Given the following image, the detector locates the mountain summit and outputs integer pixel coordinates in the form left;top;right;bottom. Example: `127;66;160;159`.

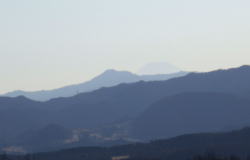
138;62;181;75
3;70;186;101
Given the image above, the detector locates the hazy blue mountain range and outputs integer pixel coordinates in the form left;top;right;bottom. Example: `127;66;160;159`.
3;70;187;101
1;65;250;153
131;92;250;140
9;127;250;160
38;65;250;130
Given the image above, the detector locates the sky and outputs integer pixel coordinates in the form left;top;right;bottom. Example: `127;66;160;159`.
0;0;250;94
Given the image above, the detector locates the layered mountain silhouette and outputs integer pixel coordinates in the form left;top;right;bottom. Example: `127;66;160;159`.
1;65;250;153
131;92;250;140
10;127;250;160
3;70;187;101
39;65;250;130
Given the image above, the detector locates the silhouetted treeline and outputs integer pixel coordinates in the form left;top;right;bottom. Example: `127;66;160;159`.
0;153;35;160
190;154;249;160
125;154;250;160
3;152;250;160
3;127;250;160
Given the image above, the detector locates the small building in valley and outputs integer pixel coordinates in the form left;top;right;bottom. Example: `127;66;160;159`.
112;155;130;160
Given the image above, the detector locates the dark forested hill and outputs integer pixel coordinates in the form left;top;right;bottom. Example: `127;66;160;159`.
131;92;250;140
8;127;250;160
0;96;47;143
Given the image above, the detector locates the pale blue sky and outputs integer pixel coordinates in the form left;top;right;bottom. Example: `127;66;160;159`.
0;0;250;93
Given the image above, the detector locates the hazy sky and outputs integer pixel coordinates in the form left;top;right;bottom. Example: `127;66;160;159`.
0;0;250;94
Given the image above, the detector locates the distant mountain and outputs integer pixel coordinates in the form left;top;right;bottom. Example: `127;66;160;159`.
1;65;250;152
131;92;250;140
40;65;250;130
1;66;250;130
138;62;181;75
11;127;250;160
3;70;187;101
